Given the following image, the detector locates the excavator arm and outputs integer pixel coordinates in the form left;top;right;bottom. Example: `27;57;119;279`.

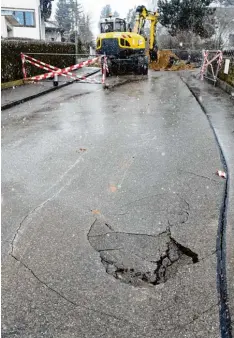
133;5;159;61
133;5;148;36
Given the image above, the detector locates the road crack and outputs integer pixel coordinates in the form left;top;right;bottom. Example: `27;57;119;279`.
10;153;87;255
180;169;221;183
10;184;67;255
8;253;175;335
88;220;199;287
175;303;219;331
10;253;128;323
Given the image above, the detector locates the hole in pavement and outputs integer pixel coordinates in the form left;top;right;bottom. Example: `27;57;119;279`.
88;220;199;287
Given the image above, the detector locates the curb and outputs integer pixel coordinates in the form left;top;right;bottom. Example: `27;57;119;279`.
1;69;100;111
190;71;234;98
212;77;234;97
205;77;234;98
1;79;24;90
181;75;233;338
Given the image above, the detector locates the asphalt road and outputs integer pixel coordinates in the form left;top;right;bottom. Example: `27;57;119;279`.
1;71;231;337
182;72;234;337
1;67;100;109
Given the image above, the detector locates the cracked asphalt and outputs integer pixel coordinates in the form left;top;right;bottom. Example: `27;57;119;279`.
1;71;232;337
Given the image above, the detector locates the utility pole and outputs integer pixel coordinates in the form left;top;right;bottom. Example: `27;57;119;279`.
73;0;83;63
75;0;79;63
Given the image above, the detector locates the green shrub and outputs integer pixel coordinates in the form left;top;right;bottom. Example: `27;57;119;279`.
1;40;85;83
218;57;234;87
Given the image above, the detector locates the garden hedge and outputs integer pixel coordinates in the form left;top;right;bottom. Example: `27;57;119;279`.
1;39;86;83
218;56;234;87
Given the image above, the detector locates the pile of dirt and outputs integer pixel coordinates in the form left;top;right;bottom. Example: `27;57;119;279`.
170;62;194;71
150;50;194;71
87;61;101;68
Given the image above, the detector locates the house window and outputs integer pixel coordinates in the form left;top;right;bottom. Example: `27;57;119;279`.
25;12;34;26
13;11;35;27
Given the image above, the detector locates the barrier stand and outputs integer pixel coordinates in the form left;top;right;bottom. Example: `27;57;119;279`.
101;55;109;89
21;53;102;84
53;74;58;87
200;50;223;84
20;52;27;79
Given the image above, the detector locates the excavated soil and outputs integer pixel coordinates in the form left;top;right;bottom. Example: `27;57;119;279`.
90;50;194;72
150;50;194;71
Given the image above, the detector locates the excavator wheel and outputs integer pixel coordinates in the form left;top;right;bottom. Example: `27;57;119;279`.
143;56;149;75
143;63;148;75
135;56;148;75
139;56;148;75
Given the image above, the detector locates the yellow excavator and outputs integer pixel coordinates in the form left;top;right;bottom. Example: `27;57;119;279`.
96;5;159;75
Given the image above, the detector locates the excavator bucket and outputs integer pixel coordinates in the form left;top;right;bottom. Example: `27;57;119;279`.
149;49;158;62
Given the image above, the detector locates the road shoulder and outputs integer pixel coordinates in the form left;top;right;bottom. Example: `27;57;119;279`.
181;70;234;335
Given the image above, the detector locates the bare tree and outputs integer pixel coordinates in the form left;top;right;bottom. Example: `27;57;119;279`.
79;14;94;47
211;7;234;48
126;7;136;30
211;0;234;6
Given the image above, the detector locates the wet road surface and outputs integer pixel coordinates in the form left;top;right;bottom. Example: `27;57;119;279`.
1;71;230;337
1;67;100;109
182;72;234;336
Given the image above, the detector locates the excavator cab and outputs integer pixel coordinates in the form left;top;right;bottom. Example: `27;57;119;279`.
99;17;127;33
96;11;149;75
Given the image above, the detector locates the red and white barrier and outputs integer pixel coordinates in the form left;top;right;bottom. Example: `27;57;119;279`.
21;53;27;79
200;50;223;82
102;56;109;85
21;53;103;84
25;55;101;84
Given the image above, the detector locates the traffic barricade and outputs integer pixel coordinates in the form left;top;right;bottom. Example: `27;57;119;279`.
20;53;109;88
200;50;223;84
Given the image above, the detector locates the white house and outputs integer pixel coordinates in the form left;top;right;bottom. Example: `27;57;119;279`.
1;0;45;39
45;21;62;42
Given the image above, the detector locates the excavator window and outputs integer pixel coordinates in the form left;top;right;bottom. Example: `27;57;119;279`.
115;19;126;32
100;22;114;33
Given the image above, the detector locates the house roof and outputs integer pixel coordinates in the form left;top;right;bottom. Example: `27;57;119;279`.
45;21;63;32
1;10;20;26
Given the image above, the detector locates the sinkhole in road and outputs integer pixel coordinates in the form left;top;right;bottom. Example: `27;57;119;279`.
88;220;199;287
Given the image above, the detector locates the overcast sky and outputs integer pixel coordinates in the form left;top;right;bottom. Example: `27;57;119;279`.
52;0;149;36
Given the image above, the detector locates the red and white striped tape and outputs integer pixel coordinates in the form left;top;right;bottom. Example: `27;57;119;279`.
21;53;27;79
21;53;102;84
200;50;209;80
102;56;109;86
24;54;101;83
200;50;223;81
25;58;101;84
